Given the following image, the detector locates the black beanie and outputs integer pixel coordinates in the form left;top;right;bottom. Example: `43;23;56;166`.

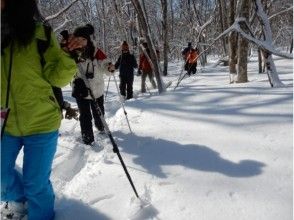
73;24;94;40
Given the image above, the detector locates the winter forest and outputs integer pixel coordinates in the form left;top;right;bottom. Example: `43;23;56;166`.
16;0;294;219
38;0;293;89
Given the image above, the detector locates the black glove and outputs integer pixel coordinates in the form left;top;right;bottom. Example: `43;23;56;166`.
137;69;142;76
65;107;79;120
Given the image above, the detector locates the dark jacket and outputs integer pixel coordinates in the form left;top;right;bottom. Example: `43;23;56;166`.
115;52;138;78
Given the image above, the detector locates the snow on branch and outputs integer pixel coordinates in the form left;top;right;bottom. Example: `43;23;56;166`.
269;6;293;20
196;15;214;42
197;17;292;60
44;0;80;21
233;19;292;59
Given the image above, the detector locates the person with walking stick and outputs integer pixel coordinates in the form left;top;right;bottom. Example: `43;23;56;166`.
1;0;86;219
69;24;114;145
114;41;138;100
185;47;199;76
138;42;157;93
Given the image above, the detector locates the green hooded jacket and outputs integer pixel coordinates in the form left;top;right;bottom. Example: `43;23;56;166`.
1;23;77;136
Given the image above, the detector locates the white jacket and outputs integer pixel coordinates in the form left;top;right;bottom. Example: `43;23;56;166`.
75;57;111;100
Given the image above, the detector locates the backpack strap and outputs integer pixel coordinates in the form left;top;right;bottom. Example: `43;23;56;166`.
37;24;51;67
37;25;64;110
5;41;14;108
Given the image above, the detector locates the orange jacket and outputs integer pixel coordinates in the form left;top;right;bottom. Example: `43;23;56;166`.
187;50;198;64
139;49;160;72
139;53;152;71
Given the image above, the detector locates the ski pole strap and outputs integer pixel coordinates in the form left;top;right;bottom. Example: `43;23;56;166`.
5;42;14;108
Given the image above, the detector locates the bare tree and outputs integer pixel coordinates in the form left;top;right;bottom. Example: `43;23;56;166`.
228;0;238;83
236;0;251;83
131;0;165;93
161;0;169;76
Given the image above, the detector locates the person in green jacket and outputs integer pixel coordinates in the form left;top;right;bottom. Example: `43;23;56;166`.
1;0;87;219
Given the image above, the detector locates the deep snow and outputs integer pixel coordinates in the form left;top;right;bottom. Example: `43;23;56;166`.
17;55;293;220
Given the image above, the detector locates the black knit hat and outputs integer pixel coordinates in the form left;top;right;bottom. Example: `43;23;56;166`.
73;24;94;40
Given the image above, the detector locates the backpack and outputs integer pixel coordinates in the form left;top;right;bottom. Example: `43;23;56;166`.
37;24;64;110
187;49;198;64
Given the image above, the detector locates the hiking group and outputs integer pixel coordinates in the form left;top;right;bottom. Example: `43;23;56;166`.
0;0;199;219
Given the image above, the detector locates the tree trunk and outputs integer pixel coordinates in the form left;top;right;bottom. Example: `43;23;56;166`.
218;0;227;55
170;0;174;40
290;37;293;54
236;0;250;83
254;0;284;87
258;49;263;73
131;0;164;93
101;0;106;52
161;0;169;76
228;0;237;83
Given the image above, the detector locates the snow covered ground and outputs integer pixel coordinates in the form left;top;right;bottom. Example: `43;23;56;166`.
19;55;294;219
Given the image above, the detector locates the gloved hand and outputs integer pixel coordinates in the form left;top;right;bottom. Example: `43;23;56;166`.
137;69;142;76
107;63;115;73
65;107;79;120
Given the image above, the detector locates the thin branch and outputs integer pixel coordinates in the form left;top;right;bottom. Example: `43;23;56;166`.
269;6;293;20
44;0;80;21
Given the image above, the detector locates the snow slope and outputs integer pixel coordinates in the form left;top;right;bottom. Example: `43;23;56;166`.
19;55;294;220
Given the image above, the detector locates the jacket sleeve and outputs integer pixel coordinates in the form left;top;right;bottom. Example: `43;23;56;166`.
114;56;121;69
139;54;144;70
94;48;112;75
132;55;138;69
42;30;77;87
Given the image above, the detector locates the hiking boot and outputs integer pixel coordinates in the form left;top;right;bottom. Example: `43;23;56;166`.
1;201;27;220
82;134;94;145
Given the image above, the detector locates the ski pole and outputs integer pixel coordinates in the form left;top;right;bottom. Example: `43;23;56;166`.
174;70;190;90
112;74;133;133
88;88;139;198
174;59;196;90
104;76;111;101
173;60;186;90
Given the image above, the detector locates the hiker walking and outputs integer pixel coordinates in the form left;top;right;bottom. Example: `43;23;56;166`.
185;47;199;75
70;24;114;145
1;0;86;219
181;42;193;61
138;42;157;93
114;41;138;100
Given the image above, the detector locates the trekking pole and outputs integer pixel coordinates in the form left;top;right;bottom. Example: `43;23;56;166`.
112;74;133;133
174;72;189;90
88;88;139;198
174;55;198;90
104;76;111;101
174;61;188;90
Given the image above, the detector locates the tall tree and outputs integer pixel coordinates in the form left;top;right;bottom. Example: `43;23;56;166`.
228;0;238;83
131;0;165;93
161;0;169;76
236;0;251;83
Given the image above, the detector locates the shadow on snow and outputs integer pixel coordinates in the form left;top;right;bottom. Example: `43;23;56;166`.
113;131;266;179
